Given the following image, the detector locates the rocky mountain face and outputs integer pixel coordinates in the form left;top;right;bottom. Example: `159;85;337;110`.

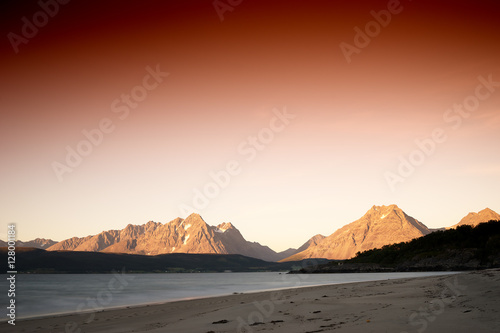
450;208;500;228
282;204;431;261
46;214;294;262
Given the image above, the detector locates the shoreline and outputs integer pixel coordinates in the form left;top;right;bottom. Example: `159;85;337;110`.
3;271;458;321
3;269;499;332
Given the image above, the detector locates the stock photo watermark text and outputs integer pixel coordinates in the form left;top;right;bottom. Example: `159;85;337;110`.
5;224;17;325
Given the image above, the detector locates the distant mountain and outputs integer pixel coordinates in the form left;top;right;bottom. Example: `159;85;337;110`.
282;204;430;261
274;234;326;261
47;214;293;262
450;208;500;228
0;238;57;249
296;234;326;253
18;238;58;249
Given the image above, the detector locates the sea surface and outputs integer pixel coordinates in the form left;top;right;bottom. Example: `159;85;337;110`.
1;271;457;319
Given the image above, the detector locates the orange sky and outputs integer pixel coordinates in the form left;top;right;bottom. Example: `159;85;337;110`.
1;0;499;251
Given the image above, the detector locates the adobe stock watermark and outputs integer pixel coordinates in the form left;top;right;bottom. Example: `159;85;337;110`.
52;64;169;182
213;0;243;22
237;259;319;333
64;267;135;333
401;275;467;333
178;107;295;216
7;0;71;54
385;74;500;192
339;0;405;64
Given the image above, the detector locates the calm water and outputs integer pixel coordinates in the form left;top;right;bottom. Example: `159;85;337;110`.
1;271;457;319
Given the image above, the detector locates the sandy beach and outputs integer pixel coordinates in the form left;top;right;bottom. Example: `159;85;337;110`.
5;269;500;333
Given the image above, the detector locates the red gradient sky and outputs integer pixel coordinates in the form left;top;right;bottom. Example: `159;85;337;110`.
1;0;499;251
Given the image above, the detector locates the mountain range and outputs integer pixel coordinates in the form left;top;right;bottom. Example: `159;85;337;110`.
0;238;56;249
44;214;299;262
4;205;499;262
